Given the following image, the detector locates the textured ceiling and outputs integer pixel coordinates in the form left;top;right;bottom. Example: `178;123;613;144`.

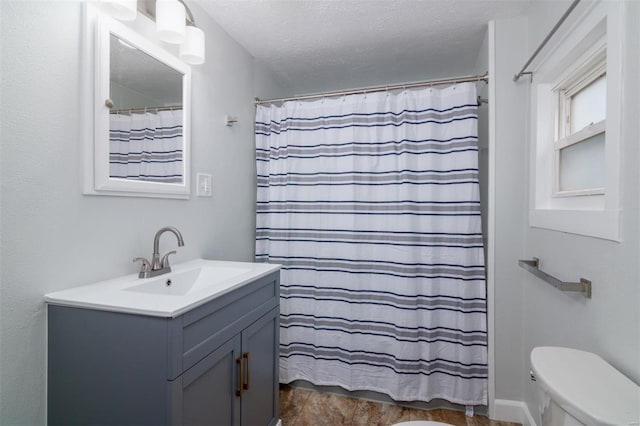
198;0;532;94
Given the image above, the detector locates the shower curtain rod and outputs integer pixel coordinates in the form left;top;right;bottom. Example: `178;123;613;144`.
254;72;488;105
109;105;182;115
513;0;581;82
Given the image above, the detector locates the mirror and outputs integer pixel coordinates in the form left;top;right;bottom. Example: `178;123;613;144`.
91;15;191;198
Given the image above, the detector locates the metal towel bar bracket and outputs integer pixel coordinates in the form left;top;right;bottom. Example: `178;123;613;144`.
518;257;592;298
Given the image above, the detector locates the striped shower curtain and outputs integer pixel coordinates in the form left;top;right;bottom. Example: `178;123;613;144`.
255;83;487;405
109;110;183;183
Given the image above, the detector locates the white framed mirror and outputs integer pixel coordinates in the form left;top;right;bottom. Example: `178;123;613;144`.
90;14;191;199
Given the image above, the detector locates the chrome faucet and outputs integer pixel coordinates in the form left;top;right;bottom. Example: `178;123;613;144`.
133;226;185;278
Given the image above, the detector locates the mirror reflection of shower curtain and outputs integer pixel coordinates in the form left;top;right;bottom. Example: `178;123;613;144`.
109;110;183;183
255;82;487;405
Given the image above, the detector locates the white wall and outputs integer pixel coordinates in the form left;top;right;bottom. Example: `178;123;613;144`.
0;2;287;424
254;59;293;101
490;16;529;407
286;52;479;97
520;0;640;420
490;5;640;422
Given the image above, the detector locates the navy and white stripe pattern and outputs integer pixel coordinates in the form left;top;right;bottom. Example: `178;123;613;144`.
109;110;183;183
255;83;487;405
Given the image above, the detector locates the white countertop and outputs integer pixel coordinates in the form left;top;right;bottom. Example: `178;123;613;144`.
44;259;281;318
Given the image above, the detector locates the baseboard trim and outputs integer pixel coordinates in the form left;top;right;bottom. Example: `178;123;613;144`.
493;399;537;426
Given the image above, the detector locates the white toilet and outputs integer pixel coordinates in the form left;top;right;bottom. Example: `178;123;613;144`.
531;346;640;425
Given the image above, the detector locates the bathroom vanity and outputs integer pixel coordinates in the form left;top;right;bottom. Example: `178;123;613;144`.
46;259;280;426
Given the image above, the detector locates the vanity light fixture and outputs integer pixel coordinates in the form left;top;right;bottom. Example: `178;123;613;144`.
158;0;206;64
100;0;206;65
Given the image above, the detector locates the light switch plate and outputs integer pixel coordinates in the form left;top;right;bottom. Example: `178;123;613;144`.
196;173;212;197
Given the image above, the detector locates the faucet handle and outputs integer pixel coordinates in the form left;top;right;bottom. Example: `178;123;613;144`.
133;257;151;272
160;251;176;269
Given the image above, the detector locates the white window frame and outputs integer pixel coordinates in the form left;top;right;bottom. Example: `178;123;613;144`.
552;48;606;198
528;1;622;242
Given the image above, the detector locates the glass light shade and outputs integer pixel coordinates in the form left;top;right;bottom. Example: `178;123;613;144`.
156;0;186;44
180;26;205;65
99;0;137;21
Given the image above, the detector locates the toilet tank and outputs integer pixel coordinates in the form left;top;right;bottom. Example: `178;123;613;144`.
530;346;640;426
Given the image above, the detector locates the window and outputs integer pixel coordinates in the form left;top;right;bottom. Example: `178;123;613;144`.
528;3;622;241
553;51;606;196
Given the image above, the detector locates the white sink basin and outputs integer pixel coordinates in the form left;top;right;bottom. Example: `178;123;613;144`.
125;265;251;296
45;259;280;317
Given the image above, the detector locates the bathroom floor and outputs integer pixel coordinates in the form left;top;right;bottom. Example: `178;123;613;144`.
279;385;521;426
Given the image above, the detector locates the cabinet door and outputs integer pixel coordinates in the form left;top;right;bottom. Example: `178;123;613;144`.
173;334;242;426
240;307;280;426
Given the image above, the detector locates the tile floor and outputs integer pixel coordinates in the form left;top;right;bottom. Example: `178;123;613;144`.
279;385;521;426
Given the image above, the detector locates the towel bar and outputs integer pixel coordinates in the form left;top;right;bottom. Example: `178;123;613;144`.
518;257;591;298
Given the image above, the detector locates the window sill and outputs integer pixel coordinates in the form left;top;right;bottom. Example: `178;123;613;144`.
552;187;604;198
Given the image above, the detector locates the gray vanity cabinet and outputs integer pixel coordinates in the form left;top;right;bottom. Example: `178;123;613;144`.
171;307;280;426
177;335;242;426
48;271;280;426
240;308;280;426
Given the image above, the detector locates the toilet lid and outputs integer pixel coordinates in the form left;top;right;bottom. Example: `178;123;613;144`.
392;422;452;426
531;347;640;425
